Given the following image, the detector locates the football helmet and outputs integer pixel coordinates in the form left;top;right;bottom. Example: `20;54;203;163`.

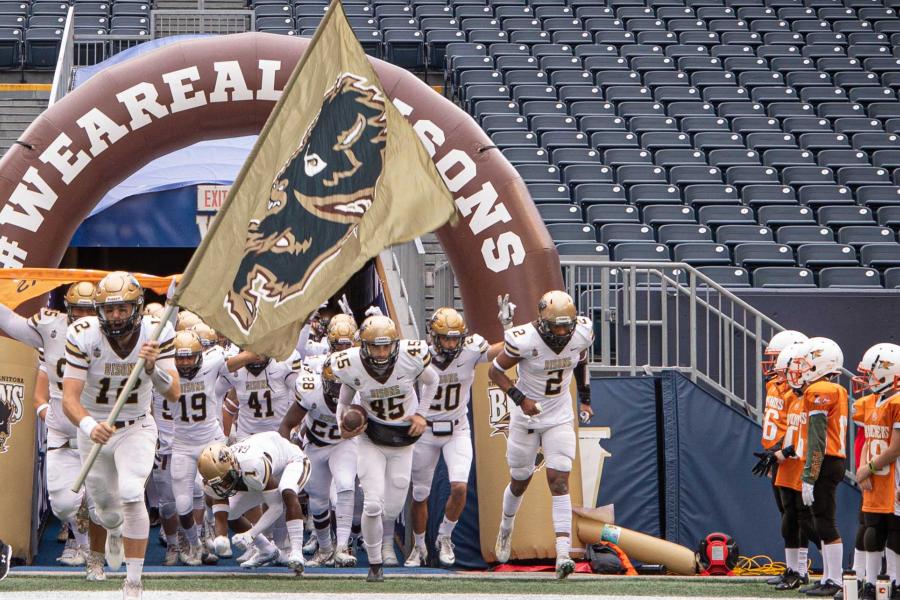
775;343;809;390
359;315;399;375
64;281;96;324
176;310;202;332
321;357;341;398
762;330;808;377
192;323;218;349
327;314;358;352
198;443;240;498
143;302;164;318
174;330;203;380
536;290;577;351
94;271;144;338
852;343;900;396
428;307;467;361
788;337;843;387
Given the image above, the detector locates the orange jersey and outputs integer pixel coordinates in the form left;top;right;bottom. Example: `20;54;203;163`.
762;378;790;450
854;394;900;514
803;380;849;459
775;388;806;492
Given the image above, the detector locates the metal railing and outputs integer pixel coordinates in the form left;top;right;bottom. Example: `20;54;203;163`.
48;7;75;106
388;238;426;339
150;9;254;37
74;35;151;67
432;260;460;314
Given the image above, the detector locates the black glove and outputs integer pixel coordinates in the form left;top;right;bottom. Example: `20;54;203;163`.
781;445;796;459
752;451;776;478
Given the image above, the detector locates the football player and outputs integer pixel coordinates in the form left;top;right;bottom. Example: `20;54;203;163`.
488;290;593;580
62;272;179;600
788;337;847;597
0;282;102;576
332;315;439;582
279;359;359;567
757;330;808;586
198;431;311;573
406;308;500;568
222;350;302;442
853;344;900;598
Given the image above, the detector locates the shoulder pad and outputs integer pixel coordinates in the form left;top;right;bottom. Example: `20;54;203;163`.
503;325;532;358
465;333;489;354
30;308;62;329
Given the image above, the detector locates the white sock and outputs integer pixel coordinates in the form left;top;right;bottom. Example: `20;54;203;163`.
855;548;867;579
183;524;199;546
124;558;143;585
500;485;523;534
382;516;395;548
335;490;354;548
438;517;457;538
786;548;798;572
361;513;383;564
314;524;333;552
414;531;426;549
551;494;572;537
286;519;305;554
823;541;844;585
887;548;898;584
866;551;882;585
254;534;277;555
798;548;809;577
555;535;570;558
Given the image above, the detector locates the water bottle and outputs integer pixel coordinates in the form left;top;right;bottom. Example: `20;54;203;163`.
842;570;858;600
876;575;890;600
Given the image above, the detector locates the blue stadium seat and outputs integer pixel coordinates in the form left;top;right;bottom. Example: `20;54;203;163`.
384;29;426;69
885;267;900;289
546;222;596;242
25;27;61;68
586;204;640;226
672;242;732;266
818;267;883;288
838;225;896;247
555;241;610;257
697;266;752;288
0;26;20;68
642;205;696;226
612;242;671;261
599;223;655;245
753;267;817;288
734;243;797;268
860;244;900;269
797;244;860;269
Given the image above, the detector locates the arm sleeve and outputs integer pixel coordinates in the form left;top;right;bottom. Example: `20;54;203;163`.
802;413;827;483
415;365;440;417
295;323;312;357
247;489;285;537
573;355;591;404
0;304;43;348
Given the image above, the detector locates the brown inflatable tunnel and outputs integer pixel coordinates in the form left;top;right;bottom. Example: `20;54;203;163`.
0;32;562;336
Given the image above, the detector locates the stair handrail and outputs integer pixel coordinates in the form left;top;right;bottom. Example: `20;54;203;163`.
49;6;76;106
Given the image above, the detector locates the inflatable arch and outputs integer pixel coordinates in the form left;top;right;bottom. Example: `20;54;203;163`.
0;32;562;339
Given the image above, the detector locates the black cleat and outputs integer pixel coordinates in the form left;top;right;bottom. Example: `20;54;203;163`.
860;583;876;600
805;580;842;597
367;563;384;582
0;541;11;581
801;580;824;595
891;582;900;600
776;569;809;590
767;571;787;585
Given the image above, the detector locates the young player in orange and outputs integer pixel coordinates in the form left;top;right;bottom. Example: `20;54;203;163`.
853;343;900;599
771;344;816;590
789;337;847;597
758;331;809;586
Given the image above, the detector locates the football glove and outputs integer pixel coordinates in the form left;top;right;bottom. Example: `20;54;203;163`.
751;450;776;477
802;481;815;507
497;293;517;330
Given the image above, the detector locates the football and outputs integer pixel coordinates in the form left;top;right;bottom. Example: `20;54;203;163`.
341;405;367;432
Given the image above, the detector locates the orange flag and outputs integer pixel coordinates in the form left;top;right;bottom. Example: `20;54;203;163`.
0;268;179;310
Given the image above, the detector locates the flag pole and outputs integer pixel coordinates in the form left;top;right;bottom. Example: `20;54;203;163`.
70;302;177;493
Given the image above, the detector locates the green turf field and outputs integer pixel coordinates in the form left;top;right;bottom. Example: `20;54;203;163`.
1;575;793;597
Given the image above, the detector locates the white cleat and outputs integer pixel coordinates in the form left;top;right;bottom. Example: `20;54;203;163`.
494;528;512;564
85;551;106;582
162;540;180;567
287;549;305;574
179;543;203;567
58;539;86;566
436;535;456;568
213;535;232;558
201;548;219;565
240;547;279;569
105;529;125;571
404;545;427;567
122;580;143;599
303;535;318;555
334;544;357;567
555;555;576;580
307;546;335;567
382;542;399;567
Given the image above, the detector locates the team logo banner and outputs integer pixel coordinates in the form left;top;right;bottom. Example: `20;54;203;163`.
174;0;456;359
0;375;24;453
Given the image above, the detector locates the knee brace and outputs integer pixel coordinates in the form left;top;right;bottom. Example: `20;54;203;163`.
363;497;383;518
121;500;150;540
95;505;124;531
510;465;535;481
813;513;839;544
864;513;889;552
412;483;431;503
49;488;83;523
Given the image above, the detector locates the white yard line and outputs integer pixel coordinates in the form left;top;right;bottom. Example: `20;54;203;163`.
5;594;773;600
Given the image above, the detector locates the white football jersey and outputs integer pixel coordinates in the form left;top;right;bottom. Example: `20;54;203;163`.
295;367;342;445
153;389;175;454
171;350;229;447
303;353;328;374
231;431;307;492
422;334;489;423
28;308;72;436
331;339;430;425
503;317;594;429
226;352;302;438
65;315;176;422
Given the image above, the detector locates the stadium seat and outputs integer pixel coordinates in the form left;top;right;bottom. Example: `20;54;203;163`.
776;225;835;246
642;205;697;226
612;242;672;261
555;241;610;257
657;224;713;245
878;206;900;227
818;267;883;288
733;243;797;268
546;222;596;242
838;225;897;247
797;244;860;269
817;206;876;227
716;225;774;246
586;204;640;226
384;30;426;69
24;27;61;68
884;267;900;289
697;266;752;288
598;223;655;245
753;267;817;288
672;242;733;266
860;244;900;269
0;27;21;68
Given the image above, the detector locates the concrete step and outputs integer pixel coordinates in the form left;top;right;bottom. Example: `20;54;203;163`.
0;116;42;126
0;90;50;100
0;100;49;108
0;107;46;115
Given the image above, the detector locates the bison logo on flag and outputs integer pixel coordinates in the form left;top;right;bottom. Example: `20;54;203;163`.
226;73;387;333
0;380;25;453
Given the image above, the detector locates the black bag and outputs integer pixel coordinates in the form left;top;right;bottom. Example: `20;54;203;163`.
586;543;626;574
365;420;418;447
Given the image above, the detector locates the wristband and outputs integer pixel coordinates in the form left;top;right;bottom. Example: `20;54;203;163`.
36;403;49;417
869;461;877;474
507;386;526;407
79;416;99;437
150;365;173;393
578;388;591;404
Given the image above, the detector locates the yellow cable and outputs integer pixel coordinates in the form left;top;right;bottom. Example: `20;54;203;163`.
732;554;788;576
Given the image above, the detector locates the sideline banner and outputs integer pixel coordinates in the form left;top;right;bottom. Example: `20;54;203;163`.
0;337;39;560
472;362;584;561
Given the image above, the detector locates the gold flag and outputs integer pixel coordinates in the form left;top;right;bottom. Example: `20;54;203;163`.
173;0;456;360
0;268;177;310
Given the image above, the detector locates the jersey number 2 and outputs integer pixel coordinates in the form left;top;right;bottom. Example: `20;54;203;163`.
545;369;563;395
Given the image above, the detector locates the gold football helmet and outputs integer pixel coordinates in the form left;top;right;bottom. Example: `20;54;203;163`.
198;443;240;498
321;356;341;397
327;313;358;352
64;281;96;324
94;271;144;338
174;330;204;379
359;315;400;374
429;307;467;361
192;323;218;348
176;310;202;332
536;290;577;350
143;302;164;318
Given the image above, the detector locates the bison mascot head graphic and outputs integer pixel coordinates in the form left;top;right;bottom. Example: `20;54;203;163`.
226;73;387;332
0;381;24;453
